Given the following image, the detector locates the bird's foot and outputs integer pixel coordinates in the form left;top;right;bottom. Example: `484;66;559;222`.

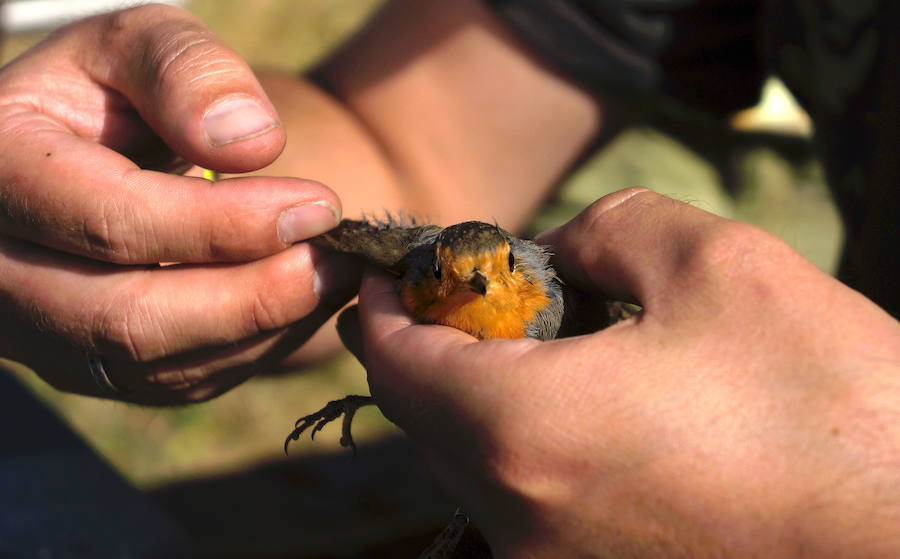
284;394;374;456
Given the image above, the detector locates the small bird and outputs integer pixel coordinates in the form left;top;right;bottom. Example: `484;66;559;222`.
284;217;629;453
283;216;632;558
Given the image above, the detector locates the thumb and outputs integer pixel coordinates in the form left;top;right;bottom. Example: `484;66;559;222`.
536;188;762;309
356;270;541;441
66;4;283;172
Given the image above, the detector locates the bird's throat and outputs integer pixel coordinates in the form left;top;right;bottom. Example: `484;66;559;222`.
400;276;552;340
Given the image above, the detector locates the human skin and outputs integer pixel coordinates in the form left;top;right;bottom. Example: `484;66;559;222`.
0;0;602;400
356;189;900;558
0;6;356;402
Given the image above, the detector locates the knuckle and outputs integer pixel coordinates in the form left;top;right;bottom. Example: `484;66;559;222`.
90;287;166;362
577;197;618;236
246;288;292;332
679;221;775;276
102;2;195;36
151;31;229;93
101;4;235;93
671;221;796;305
140;22;239;96
100;3;195;53
0;106;37;150
79;211;120;261
207;207;249;259
580;188;656;233
79;199;145;263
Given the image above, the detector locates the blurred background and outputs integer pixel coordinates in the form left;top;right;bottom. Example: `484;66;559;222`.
0;0;843;557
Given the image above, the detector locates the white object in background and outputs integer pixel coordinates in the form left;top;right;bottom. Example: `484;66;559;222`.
2;0;185;32
731;76;813;138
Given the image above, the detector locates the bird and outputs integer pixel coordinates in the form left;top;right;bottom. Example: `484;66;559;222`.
282;216;633;558
284;216;631;454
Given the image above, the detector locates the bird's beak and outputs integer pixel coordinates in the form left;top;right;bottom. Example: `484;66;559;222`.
468;270;488;297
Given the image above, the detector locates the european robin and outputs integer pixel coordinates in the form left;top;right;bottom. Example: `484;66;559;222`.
284;217;631;453
283;217;633;558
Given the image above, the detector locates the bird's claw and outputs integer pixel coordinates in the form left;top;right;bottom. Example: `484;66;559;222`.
284;395;374;456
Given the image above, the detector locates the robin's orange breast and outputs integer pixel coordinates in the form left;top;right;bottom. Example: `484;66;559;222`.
400;244;554;340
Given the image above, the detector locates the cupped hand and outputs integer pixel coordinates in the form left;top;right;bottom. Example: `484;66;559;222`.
0;4;360;403
357;188;900;557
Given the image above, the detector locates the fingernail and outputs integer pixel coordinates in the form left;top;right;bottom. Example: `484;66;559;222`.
277;201;340;244
313;254;363;306
204;96;278;146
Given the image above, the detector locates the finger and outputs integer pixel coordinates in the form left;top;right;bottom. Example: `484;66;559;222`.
0;136;342;262
335;304;366;367
356;271;537;432
356;270;469;427
120;297;351;404
0;6;340;264
6;299;346;405
1;238;363;365
61;4;283;171
535;188;787;308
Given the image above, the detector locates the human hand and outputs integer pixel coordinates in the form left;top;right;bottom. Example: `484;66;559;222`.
357;189;900;557
0;5;361;404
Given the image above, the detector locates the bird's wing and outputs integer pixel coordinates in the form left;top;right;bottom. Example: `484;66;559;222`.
311;218;441;275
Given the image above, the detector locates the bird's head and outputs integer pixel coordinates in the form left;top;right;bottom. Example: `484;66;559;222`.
400;221;554;339
431;221;513;299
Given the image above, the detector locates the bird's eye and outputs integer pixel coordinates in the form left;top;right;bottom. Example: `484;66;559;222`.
508;250;515;273
433;259;442;280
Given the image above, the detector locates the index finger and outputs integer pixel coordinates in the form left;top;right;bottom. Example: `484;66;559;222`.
0;131;341;263
357;270;538;432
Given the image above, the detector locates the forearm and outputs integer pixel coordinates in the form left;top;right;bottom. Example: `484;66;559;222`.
257;0;604;231
252;72;409;222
